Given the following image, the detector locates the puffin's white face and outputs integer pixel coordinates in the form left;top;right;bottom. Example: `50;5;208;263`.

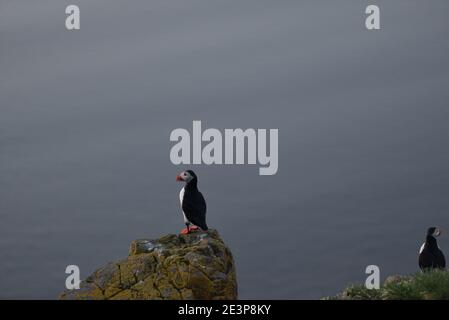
433;228;442;237
176;171;194;183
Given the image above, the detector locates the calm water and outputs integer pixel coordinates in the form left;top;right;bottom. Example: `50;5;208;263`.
1;0;449;299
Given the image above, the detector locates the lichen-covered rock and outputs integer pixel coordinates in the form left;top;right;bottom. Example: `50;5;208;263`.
60;229;237;300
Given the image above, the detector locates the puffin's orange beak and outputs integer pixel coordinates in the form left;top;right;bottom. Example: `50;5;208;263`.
176;175;183;181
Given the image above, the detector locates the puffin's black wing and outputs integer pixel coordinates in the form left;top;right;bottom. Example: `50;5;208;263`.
419;251;433;270
435;249;446;269
419;249;446;270
182;189;208;230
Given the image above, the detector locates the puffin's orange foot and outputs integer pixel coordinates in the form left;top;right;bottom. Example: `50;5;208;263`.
190;225;199;231
180;228;190;234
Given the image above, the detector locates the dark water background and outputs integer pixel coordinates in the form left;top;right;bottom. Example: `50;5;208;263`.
1;0;449;299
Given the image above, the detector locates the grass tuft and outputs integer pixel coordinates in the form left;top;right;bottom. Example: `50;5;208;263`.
331;269;449;300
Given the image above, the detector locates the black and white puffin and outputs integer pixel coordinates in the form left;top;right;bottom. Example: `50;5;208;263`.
419;227;446;271
176;170;208;234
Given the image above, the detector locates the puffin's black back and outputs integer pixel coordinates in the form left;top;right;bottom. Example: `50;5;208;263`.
182;176;208;230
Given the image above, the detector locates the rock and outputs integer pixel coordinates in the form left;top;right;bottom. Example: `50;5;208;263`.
59;229;237;300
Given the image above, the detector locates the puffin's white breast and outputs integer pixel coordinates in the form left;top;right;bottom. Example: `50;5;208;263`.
179;187;185;205
179;187;188;223
419;243;425;254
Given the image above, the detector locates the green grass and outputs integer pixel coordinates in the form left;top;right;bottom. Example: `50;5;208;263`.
331;269;449;300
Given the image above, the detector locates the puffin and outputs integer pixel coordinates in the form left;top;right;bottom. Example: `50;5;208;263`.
419;227;446;271
176;170;208;234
